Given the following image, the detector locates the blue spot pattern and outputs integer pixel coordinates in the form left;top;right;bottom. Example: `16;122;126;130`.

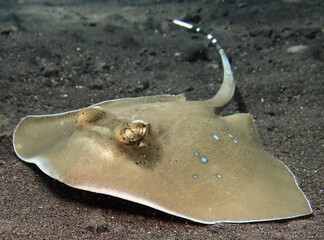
228;133;239;143
213;134;220;140
191;122;245;180
200;156;208;164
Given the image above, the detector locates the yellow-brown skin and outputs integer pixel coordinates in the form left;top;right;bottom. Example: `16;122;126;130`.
13;95;312;223
75;107;106;128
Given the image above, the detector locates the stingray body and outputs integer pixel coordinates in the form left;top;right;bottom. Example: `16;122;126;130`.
13;20;312;224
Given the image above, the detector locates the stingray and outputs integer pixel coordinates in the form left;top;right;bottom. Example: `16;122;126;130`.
13;19;312;224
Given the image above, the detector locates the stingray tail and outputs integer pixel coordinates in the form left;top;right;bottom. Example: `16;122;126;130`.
171;19;235;113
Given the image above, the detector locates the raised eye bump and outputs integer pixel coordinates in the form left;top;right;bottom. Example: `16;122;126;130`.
75;107;106;128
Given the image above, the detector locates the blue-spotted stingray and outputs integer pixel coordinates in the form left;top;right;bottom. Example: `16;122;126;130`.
13;20;312;224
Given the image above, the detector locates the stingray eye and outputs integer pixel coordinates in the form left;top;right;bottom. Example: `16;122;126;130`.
116;120;149;146
75;107;105;128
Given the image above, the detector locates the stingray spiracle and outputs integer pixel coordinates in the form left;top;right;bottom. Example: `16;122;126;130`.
116;120;149;146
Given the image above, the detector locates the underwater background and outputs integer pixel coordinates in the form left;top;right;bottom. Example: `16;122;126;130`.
0;0;323;239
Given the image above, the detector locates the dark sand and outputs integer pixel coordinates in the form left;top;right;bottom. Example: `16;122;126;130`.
0;0;323;239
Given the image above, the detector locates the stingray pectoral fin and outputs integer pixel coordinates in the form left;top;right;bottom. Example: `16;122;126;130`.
222;113;263;147
13;111;76;162
219;113;313;220
151;112;312;223
12;111;77;180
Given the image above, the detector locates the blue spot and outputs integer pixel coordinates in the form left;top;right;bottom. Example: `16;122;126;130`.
213;134;220;140
201;156;208;164
209;121;213;124
193;174;198;179
194;152;200;156
233;139;238;143
228;133;234;138
216;173;223;179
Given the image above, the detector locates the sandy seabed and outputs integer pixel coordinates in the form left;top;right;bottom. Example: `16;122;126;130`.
0;0;323;239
